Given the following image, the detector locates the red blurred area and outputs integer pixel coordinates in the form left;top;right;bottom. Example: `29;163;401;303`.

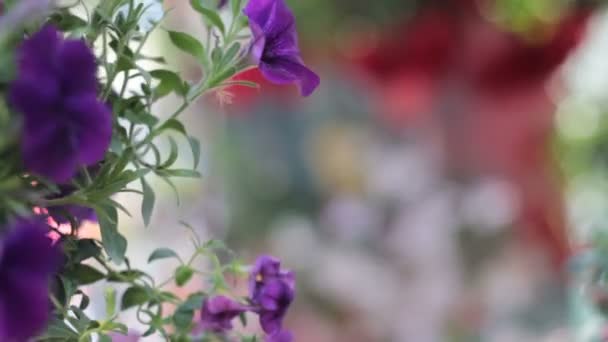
346;5;591;265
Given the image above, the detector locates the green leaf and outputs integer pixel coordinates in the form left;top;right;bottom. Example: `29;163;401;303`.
159;136;179;169
190;0;226;34
97;206;127;265
68;264;105;285
175;265;194;287
121;286;150;310
148;247;180;263
78;290;90;310
158;169;201;178
168;30;206;62
188;136;201;169
150;69;187;98
141;177;155;226
74;239;102;263
98;334;112;342
220;42;241;67
105;287;117;317
107;270;146;282
158;118;187;136
208;66;237;88
231;0;244;18
239;311;248;327
180;293;206;310
37;317;79;339
172;307;194;331
49;10;88;31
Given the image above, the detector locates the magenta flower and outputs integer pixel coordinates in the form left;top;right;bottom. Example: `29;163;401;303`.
0;219;62;341
249;255;295;334
244;0;320;96
200;295;248;332
9;25;111;183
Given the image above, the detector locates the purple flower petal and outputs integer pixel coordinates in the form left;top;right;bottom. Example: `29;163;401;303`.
259;56;320;96
249;255;295;335
0;220;62;340
200;295;247;333
244;0;319;96
267;330;294;342
9;25;111;182
58;39;99;94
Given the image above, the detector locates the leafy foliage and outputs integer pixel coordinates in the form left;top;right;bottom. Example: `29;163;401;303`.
0;0;261;340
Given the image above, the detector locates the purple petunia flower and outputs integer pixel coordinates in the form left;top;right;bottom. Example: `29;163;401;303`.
0;219;62;341
9;25;111;183
200;295;248;333
249;255;295;334
244;0;320;96
218;0;228;8
266;330;293;342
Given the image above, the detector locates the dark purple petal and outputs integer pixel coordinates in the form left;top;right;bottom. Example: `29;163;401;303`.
248;255;295;335
266;330;293;342
0;220;62;340
259;57;319;96
17;25;60;74
9;25;111;182
218;0;228;9
200;296;247;333
65;95;112;165
9;73;60;115
244;0;294;38
21;125;79;182
244;0;319;96
58;39;98;94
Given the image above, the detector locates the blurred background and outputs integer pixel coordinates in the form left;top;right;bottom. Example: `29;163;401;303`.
84;0;608;341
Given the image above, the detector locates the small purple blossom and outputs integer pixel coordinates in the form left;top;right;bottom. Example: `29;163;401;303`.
0;219;62;341
200;295;248;332
249;255;295;334
218;0;228;9
267;330;293;342
244;0;320;96
9;25;111;183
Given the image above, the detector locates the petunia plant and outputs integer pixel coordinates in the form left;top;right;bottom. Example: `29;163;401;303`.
0;0;317;341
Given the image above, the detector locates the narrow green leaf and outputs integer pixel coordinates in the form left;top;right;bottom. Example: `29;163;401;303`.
141;177;155;227
168;30;206;62
148;247;180;263
158;118;187;136
150;69;187;98
190;0;226;34
159;169;201;178
188;136;201;169
220;42;241;67
97;206;127;265
105;287;117;317
69;264;105;285
160;136;179;169
231;0;244;18
107;270;146;283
